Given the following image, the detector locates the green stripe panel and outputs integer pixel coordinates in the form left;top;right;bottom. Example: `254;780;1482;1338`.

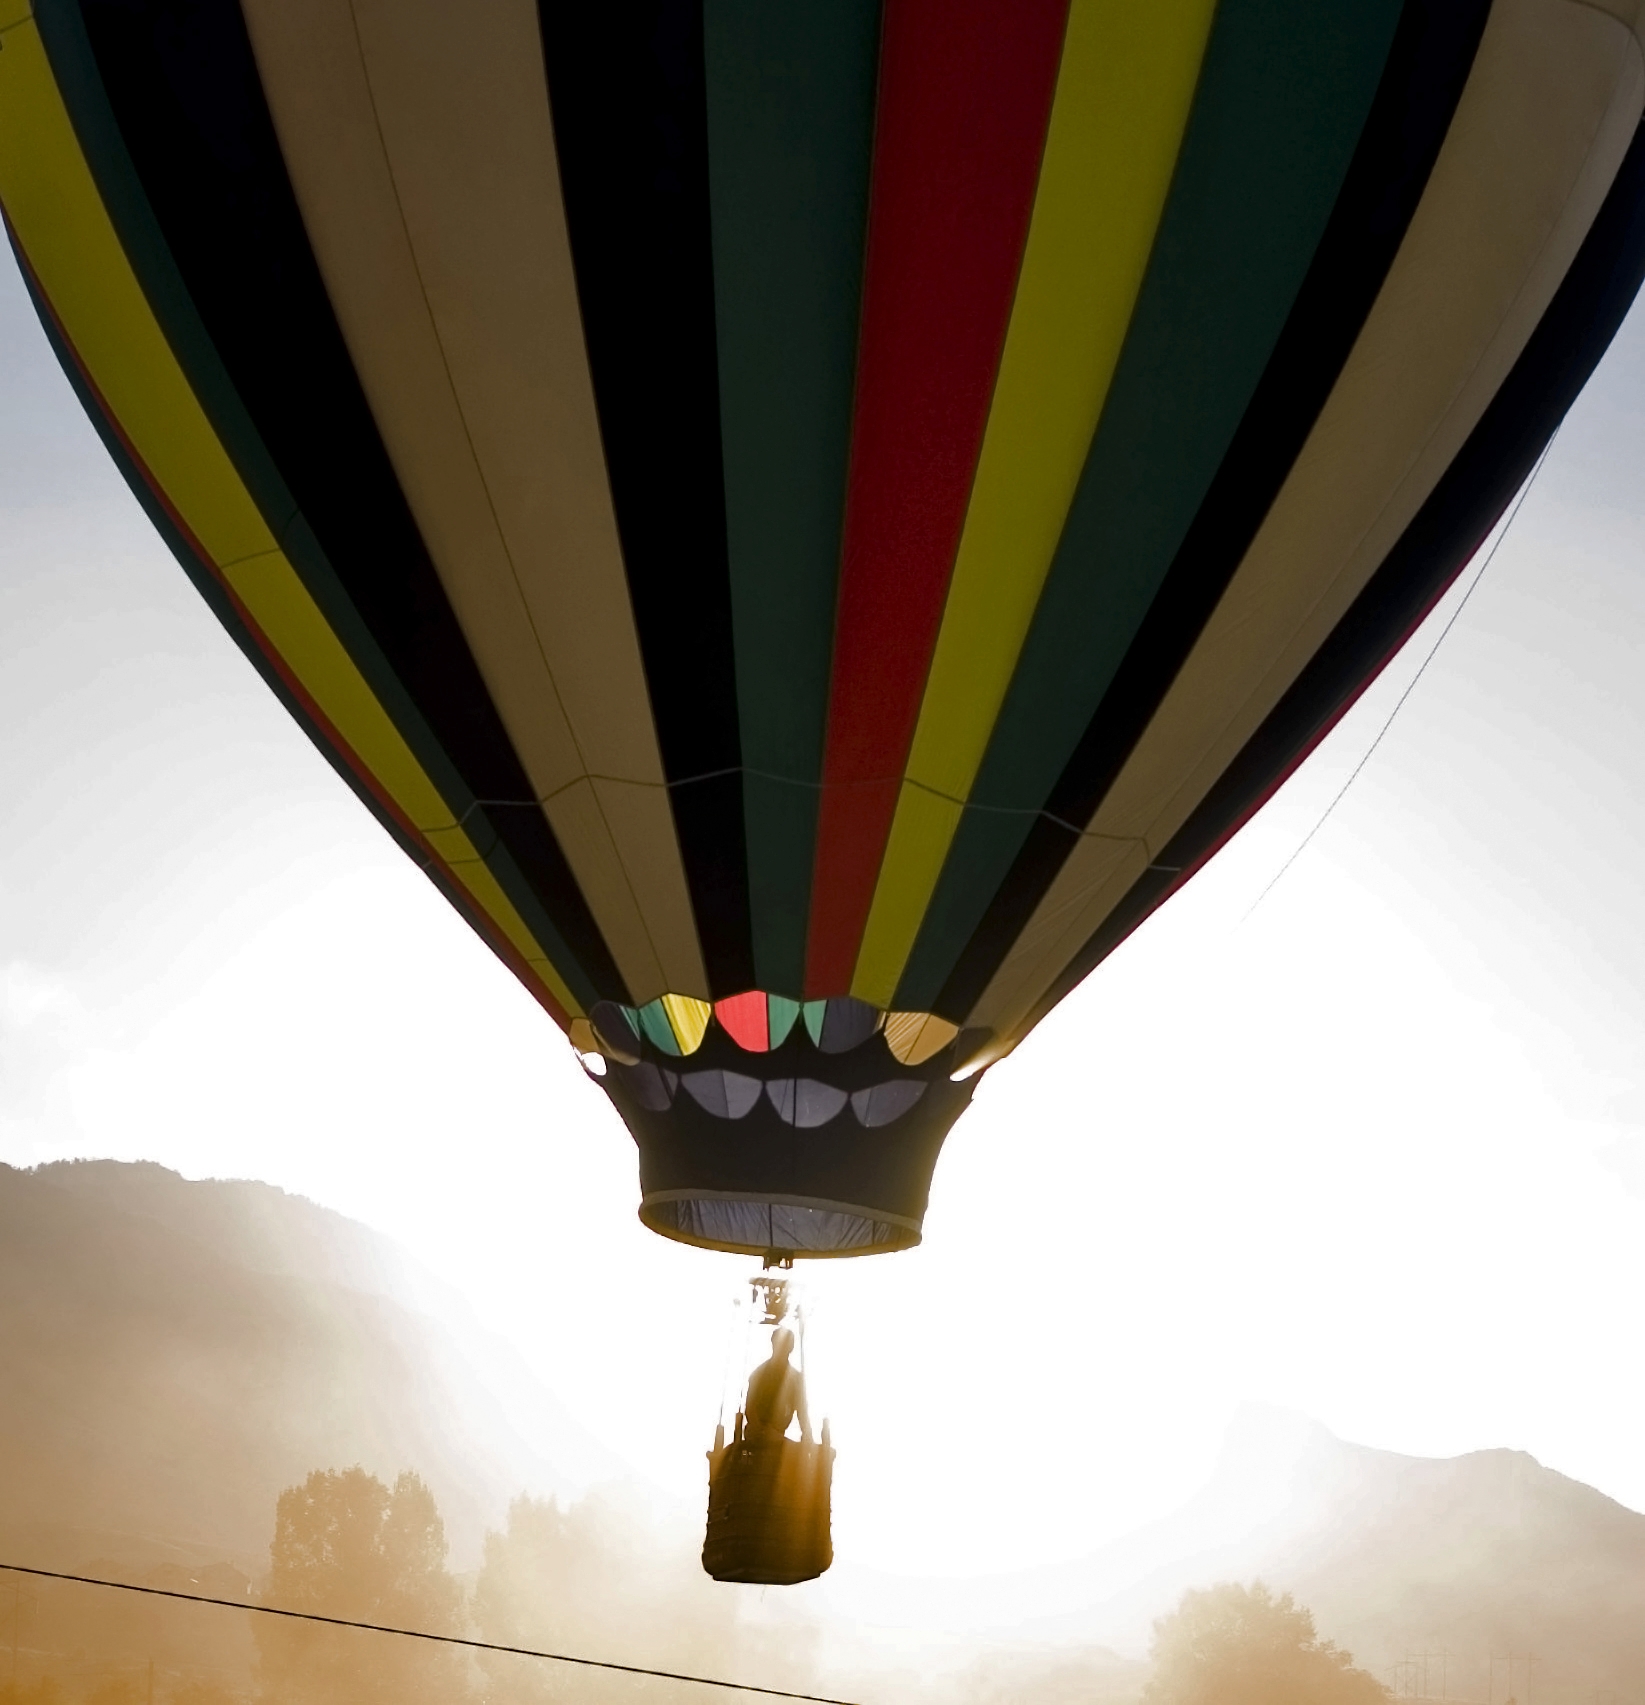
894;0;1401;1012
704;0;882;997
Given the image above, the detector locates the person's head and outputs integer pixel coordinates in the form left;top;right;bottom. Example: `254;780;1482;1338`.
771;1327;795;1362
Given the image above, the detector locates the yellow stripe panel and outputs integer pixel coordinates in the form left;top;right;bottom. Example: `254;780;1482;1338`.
660;993;713;1054
851;785;962;1007
0;18;581;1019
228;562;581;1019
970;0;1644;1047
884;1011;960;1067
0;21;273;569
851;0;1217;1006
225;552;454;830
445;856;578;1012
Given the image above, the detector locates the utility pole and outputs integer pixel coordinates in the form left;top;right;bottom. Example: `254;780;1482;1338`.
1489;1651;1519;1705
1405;1648;1445;1700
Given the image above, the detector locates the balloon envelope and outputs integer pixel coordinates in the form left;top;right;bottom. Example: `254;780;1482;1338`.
5;0;1644;1254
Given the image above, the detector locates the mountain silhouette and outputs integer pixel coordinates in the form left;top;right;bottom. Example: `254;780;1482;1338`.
932;1405;1645;1702
1217;1415;1645;1701
0;1158;607;1577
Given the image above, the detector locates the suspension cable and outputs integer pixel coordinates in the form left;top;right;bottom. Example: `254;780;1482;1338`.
1243;432;1559;922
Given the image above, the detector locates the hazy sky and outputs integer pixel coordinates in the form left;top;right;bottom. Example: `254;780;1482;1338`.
4;227;1645;1601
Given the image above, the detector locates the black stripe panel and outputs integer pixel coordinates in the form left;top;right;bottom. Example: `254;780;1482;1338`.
537;1;755;995
68;0;626;1003
936;0;1491;1019
1023;117;1645;1037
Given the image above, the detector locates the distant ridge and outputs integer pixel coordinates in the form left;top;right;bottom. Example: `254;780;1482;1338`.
1228;1418;1645;1703
917;1406;1645;1703
0;1159;607;1574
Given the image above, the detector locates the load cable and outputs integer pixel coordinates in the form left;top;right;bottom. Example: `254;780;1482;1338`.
1243;432;1558;922
0;1561;863;1704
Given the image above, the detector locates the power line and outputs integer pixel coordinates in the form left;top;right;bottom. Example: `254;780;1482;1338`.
0;1562;862;1705
1242;432;1559;922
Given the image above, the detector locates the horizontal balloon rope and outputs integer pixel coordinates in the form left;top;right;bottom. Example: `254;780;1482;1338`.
1242;429;1558;922
0;1561;864;1705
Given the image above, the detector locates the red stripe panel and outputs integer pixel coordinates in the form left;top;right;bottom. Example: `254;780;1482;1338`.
715;990;769;1051
804;0;1070;995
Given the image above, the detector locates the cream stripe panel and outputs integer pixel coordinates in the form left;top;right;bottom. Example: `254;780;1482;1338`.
972;0;1645;1042
1578;0;1645;58
242;0;707;1005
849;0;1218;1007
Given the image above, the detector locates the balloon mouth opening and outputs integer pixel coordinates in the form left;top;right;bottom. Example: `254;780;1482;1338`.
640;1192;922;1258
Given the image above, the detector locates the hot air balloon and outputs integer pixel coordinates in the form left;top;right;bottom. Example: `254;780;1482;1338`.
5;0;1644;1264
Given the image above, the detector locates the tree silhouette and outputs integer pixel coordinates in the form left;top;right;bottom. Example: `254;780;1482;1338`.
471;1498;572;1705
1144;1581;1388;1705
0;1682;66;1705
168;1682;244;1705
472;1493;754;1705
83;1681;143;1705
256;1467;471;1705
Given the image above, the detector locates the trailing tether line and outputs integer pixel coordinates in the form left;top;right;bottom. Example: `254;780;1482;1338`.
1243;431;1559;923
0;1561;863;1705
